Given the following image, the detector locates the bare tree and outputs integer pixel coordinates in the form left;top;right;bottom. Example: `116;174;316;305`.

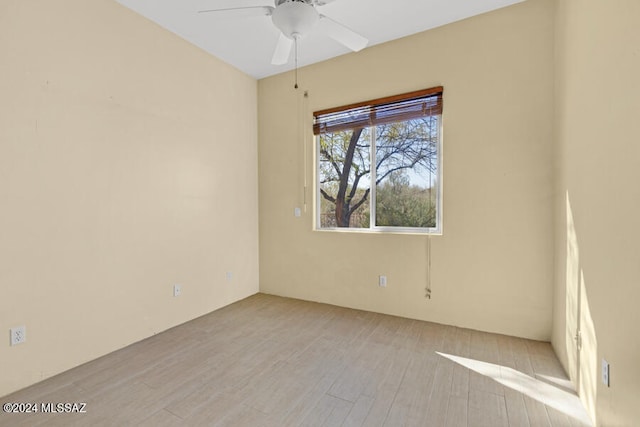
318;117;438;227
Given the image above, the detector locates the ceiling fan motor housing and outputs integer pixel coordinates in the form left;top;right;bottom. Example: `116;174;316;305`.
272;0;319;39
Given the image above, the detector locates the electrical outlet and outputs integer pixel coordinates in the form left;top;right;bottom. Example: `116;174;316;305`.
173;284;182;297
226;271;233;282
379;275;387;287
10;326;26;346
602;359;610;387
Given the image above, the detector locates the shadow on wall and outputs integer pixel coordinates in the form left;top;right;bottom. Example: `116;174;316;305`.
564;191;597;424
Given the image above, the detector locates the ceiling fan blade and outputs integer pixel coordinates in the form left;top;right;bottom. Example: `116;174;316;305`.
198;6;274;18
271;33;294;65
318;15;368;52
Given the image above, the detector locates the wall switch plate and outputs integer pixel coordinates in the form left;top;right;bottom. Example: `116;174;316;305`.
602;359;610;387
173;284;182;297
226;271;233;282
10;326;26;346
294;207;301;217
379;275;387;287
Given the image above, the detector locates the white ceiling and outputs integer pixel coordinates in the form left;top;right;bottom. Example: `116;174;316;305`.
115;0;525;79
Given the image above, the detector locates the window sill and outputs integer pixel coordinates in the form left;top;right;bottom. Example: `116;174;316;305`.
313;227;442;236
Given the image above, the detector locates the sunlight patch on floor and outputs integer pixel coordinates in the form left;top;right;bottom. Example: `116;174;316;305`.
437;351;592;425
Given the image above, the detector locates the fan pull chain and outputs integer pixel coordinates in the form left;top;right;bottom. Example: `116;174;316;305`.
294;36;299;89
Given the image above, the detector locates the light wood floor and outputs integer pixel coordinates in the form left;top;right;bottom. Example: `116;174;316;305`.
1;294;591;427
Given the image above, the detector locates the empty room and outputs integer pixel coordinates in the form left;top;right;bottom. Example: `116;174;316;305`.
1;0;638;425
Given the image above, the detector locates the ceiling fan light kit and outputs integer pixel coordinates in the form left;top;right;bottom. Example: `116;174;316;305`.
272;1;319;40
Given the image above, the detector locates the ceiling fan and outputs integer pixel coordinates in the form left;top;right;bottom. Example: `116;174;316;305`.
199;0;369;65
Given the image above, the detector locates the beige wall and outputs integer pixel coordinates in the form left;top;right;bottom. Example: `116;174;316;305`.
0;0;259;396
553;0;640;425
259;0;555;341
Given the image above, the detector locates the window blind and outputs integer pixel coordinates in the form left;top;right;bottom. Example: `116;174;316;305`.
313;86;443;135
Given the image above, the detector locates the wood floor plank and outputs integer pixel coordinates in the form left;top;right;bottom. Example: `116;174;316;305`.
514;350;553;427
468;330;505;397
497;334;531;427
504;388;531;427
422;355;455;427
280;374;340;426
164;383;223;420
362;349;411;426
326;316;400;403
139;409;185;427
299;394;353;427
212;403;278;427
468;388;509;427
344;317;421;426
545;406;574;427
450;327;471;399
241;362;318;416
444;396;468;427
397;350;441;426
0;294;591;427
420;326;458;427
523;396;552;427
181;392;245;426
341;394;376;427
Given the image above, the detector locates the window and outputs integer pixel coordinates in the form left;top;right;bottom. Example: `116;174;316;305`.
314;87;443;233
